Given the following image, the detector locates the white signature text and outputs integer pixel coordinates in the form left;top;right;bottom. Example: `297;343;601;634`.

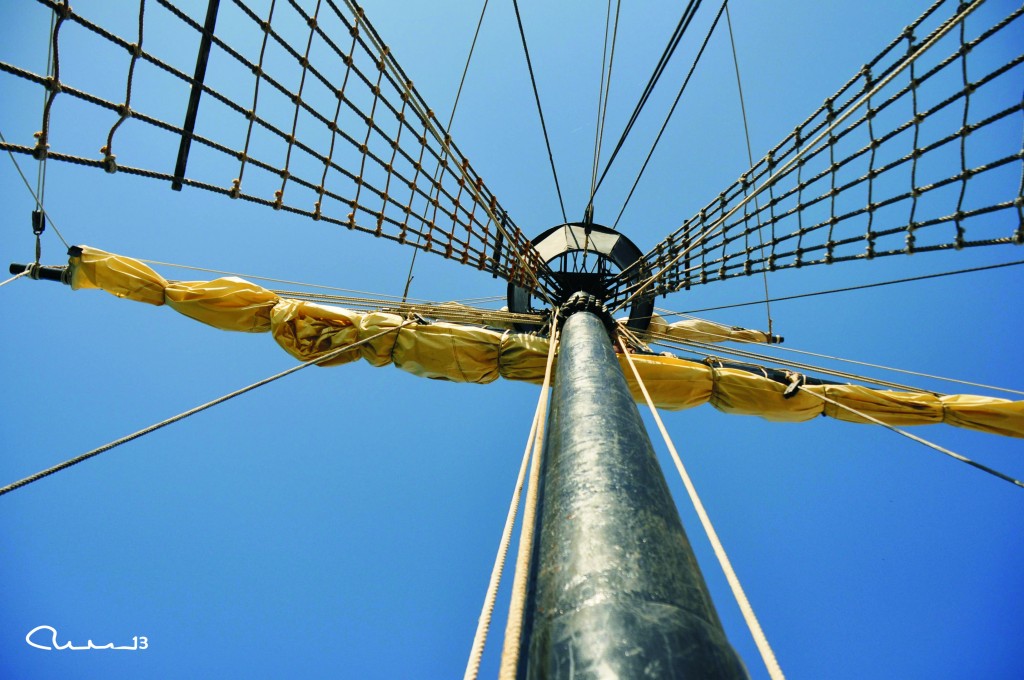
25;625;148;651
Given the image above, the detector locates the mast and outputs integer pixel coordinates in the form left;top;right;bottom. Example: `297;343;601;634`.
520;294;746;678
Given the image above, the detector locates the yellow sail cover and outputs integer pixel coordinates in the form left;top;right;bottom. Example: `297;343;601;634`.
69;246;1024;438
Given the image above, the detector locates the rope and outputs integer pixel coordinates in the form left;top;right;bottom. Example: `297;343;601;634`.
799;385;1024;489
618;337;786;680
498;322;560;680
0;319;415;497
511;0;567;224
643;312;1024;397
0;270;31;288
463;327;553;680
650;333;938;394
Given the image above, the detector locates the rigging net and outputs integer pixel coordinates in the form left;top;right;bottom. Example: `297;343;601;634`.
0;0;553;295
610;0;1024;306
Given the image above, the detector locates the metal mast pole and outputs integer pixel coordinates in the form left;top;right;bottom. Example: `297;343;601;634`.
522;297;746;678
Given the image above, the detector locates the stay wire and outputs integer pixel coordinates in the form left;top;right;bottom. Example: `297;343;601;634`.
0;127;70;249
402;0;490;302
678;259;1024;314
587;0;621;209
512;0;567;224
589;0;703;206
612;0;726;229
724;1;774;337
32;5;57;265
618;337;786;680
799;385;1024;490
0;320;416;497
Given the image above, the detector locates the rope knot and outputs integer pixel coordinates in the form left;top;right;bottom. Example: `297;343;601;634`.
782;371;805;399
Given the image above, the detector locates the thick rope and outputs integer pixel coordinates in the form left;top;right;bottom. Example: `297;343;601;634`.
618;337;786;680
0;320;415;497
463;338;550;680
0;270;31;288
498;323;560;680
799;385;1024;489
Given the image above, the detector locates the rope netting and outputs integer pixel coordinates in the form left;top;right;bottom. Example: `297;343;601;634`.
610;0;1024;305
0;0;552;293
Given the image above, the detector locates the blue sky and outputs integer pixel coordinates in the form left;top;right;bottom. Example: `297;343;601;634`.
1;1;1022;678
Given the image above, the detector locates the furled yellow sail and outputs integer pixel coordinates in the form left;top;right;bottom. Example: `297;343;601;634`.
68;246;1024;438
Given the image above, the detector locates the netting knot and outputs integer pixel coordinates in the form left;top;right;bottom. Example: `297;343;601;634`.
99;146;117;173
31;133;49;161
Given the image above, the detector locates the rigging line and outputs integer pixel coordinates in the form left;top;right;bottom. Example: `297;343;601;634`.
589;0;703;205
499;321;560;680
402;0;490;302
464;339;546;680
33;5;56;260
724;1;773;337
613;0;987;298
511;0;567;224
0;319;416;498
652;333;932;393
137;257;443;304
618;337;786;680
643;313;1024;397
0;128;70;249
798;385;1024;490
680;259;1024;313
611;0;726;229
